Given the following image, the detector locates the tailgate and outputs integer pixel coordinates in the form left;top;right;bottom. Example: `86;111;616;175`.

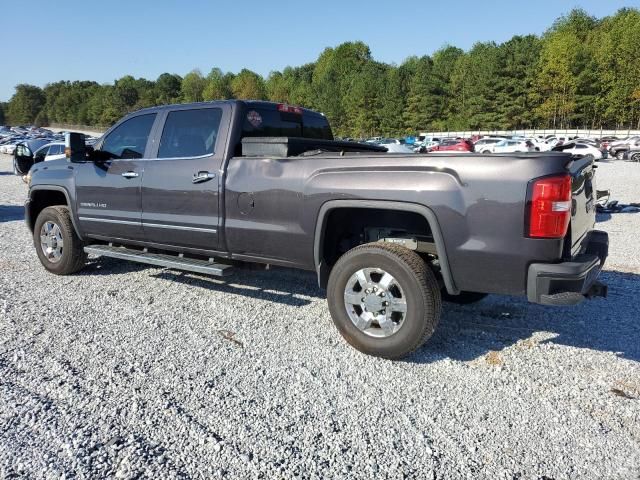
567;156;596;254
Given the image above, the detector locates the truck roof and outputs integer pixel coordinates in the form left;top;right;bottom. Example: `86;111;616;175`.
130;100;326;117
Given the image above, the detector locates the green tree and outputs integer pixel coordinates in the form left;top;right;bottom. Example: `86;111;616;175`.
266;71;291;103
343;62;386;137
155;73;182;105
0;102;5;124
594;8;640;128
202;68;233;100
230;69;266;99
7;84;45;124
34;110;49;127
378;68;406;136
312;41;372;135
532;9;597;128
181;69;206;102
403;56;441;132
431;46;464;130
448;42;502;130
494;35;541;128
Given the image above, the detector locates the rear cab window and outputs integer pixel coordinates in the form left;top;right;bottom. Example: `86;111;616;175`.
241;103;333;142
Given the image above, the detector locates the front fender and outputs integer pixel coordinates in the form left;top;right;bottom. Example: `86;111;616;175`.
27;185;82;239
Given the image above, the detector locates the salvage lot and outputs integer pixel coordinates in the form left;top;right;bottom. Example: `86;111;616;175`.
0;154;639;479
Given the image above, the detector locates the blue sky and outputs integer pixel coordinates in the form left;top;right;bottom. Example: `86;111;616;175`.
1;0;637;101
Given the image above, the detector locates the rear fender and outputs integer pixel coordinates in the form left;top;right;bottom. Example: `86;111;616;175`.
313;199;459;294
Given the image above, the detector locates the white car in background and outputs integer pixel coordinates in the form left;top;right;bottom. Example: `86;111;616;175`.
32;142;66;163
378;139;414;153
413;140;440;152
552;142;603;160
482;139;535;153
474;137;504;153
545;136;572;148
522;138;552;152
1;141;22;155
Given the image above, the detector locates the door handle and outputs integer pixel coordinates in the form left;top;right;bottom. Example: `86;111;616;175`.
121;171;139;179
192;171;216;184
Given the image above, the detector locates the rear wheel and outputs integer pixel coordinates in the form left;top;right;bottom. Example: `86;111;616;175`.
482;150;491;154
33;206;87;275
615;150;626;160
327;243;441;359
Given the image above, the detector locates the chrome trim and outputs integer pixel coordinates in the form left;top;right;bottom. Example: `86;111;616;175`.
142;222;217;234
155;152;215;161
79;216;139;226
78;217;217;233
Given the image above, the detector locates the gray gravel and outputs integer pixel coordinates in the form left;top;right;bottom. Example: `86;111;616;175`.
1;154;639;479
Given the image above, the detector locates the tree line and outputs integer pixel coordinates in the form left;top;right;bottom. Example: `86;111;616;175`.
2;8;639;137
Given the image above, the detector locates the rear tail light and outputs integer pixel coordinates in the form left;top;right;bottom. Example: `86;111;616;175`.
527;175;572;238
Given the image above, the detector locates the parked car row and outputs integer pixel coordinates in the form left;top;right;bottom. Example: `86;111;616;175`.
608;135;640;159
355;133;614;160
0;125;97;176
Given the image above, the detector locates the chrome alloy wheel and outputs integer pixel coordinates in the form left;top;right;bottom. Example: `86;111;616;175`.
39;221;64;263
343;267;408;338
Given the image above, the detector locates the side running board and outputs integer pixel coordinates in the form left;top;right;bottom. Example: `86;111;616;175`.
84;244;234;277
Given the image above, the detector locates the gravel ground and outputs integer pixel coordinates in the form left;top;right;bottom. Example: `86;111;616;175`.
0;154;639;479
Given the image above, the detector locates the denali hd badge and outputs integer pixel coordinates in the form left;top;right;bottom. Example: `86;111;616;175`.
80;202;107;208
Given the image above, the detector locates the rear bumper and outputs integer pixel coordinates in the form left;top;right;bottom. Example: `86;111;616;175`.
527;230;608;306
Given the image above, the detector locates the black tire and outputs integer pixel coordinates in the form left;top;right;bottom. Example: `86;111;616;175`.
615;150;625;160
482;150;491;154
442;291;488;304
327;243;441;359
33;206;87;275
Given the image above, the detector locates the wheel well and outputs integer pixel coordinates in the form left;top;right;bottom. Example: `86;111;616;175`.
29;190;68;229
319;207;436;287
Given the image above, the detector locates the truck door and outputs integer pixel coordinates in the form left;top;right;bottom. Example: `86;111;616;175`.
75;113;157;241
140;105;229;251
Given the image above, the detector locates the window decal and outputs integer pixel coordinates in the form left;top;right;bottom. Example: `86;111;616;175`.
246;110;262;128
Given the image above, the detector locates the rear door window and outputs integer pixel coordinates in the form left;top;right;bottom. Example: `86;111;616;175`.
158;108;222;158
102;113;156;159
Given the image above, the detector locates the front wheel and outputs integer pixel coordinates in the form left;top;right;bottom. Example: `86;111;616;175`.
33;206;87;275
615;150;625;160
327;243;441;359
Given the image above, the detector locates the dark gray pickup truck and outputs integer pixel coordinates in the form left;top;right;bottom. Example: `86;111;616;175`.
25;100;608;358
